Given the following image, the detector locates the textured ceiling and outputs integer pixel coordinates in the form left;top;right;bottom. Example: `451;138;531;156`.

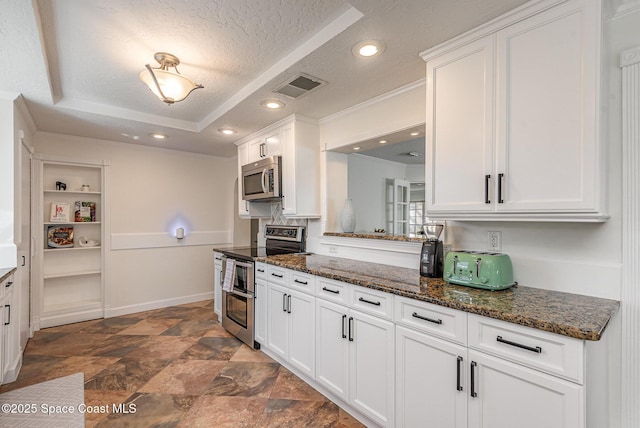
0;0;531;156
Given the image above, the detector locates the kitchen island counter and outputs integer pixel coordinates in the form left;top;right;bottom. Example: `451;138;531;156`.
258;253;619;341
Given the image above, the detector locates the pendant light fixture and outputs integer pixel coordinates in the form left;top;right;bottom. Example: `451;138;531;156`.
139;52;203;105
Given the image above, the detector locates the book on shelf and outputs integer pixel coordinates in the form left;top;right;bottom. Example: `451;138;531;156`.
47;226;74;248
50;202;71;222
74;201;96;222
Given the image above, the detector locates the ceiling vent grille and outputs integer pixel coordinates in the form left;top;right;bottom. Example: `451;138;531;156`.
273;73;326;99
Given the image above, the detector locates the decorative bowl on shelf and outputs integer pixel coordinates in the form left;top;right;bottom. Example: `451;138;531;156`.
77;236;100;247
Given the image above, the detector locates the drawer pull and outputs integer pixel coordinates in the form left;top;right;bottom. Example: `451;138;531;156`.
348;317;354;341
358;297;381;306
271;273;284;278
257;268;265;273
6;281;13;288
484;174;491;204
412;312;442;325
470;361;478;398
342;314;347;339
456;356;463;392
322;287;340;294
496;335;542;354
294;279;308;285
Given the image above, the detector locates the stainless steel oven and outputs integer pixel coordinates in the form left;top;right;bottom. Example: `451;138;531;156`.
221;256;256;348
219;225;306;349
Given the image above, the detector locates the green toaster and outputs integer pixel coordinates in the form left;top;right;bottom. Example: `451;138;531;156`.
443;250;515;290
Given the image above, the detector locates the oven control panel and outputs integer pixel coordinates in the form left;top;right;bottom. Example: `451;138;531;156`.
265;225;304;242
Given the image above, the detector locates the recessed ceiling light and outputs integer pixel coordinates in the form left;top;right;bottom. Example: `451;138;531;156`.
132;135;140;140
352;40;386;58
410;131;420;136
407;152;422;157
218;128;237;135
151;133;167;139
261;99;285;109
353;147;360;150
379;140;387;144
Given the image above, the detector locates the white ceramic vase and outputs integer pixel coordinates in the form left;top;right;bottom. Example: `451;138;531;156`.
341;198;356;233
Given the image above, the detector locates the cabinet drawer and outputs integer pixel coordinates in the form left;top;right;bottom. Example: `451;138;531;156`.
266;265;288;285
394;296;467;345
316;278;349;305
350;286;393;320
468;314;584;384
289;271;315;295
255;262;267;279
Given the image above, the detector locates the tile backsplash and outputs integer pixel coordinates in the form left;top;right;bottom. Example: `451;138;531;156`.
259;202;308;231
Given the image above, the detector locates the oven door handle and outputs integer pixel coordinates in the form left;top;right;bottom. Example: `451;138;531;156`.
222;256;253;270
228;289;254;299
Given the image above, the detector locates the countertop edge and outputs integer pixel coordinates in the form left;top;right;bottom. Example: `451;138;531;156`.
256;256;619;341
0;267;17;283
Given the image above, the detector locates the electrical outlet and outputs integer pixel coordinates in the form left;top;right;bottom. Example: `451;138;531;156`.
488;231;502;252
328;246;338;254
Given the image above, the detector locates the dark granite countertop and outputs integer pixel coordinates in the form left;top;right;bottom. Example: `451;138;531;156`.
324;232;426;242
257;254;619;341
0;267;17;283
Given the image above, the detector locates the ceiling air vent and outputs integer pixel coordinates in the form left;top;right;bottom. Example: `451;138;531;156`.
273;73;326;99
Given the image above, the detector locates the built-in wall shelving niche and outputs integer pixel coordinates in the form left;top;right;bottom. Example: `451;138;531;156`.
33;155;110;330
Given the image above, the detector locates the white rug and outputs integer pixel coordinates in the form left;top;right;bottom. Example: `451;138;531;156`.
0;372;85;427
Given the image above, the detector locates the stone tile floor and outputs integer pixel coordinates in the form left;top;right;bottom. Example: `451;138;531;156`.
0;300;365;427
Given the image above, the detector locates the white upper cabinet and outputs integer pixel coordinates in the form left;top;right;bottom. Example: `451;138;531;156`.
422;0;607;222
248;131;282;163
236;114;320;219
426;36;495;214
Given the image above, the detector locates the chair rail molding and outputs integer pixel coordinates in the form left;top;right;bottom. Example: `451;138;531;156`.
620;44;640;428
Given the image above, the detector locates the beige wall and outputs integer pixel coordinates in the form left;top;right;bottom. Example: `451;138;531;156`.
32;132;237;314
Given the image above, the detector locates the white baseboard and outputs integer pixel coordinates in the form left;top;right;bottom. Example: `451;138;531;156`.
106;292;214;318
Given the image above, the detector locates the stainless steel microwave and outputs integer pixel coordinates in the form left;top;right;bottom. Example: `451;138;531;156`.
241;156;282;201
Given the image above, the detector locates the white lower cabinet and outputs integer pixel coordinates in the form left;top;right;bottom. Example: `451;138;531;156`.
254;277;267;346
467;350;583;428
396;325;467;428
349;309;395;426
394;296;588;428
261;270;600;428
1;273;21;384
254;262;268;347
316;297;395;427
266;282;315;378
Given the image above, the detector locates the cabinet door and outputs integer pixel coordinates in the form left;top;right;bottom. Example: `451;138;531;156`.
248;139;263;162
426;36;495;213
288;290;315;378
316;298;349;402
266;283;289;359
0;300;5;384
396;326;467;428
213;254;223;319
495;0;599;213
468;350;583;428
254;278;267;346
264;131;282;157
349;310;395;427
